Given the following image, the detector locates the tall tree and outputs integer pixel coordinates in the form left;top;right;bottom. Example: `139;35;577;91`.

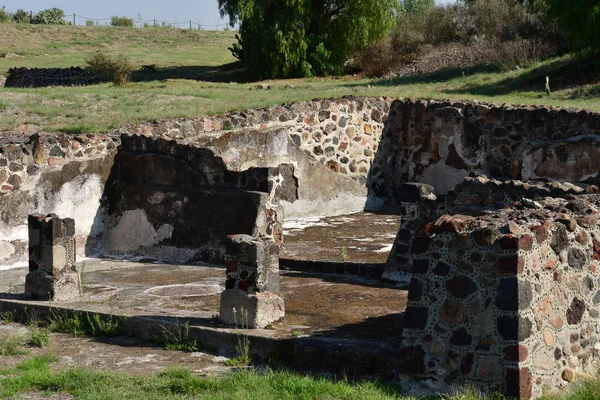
546;0;600;50
218;0;399;79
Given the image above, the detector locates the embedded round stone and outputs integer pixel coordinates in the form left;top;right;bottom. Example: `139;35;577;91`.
533;224;550;244
550;313;564;329
567;297;586;325
446;276;477;299
562;369;575;382
404;307;429;329
460;353;474;375
412;235;431;254
499;235;518;250
519;316;533;340
518;234;534;251
575;230;588;244
450;327;472;346
408;278;424;301
543;330;555;347
472;227;500;247
551;224;569;254
439;298;465;326
504;345;529;362
496;278;518;311
568;248;587;269
497;316;518;340
429;340;445;357
538;296;552;317
412;259;429;274
433;261;451;276
497;256;519;274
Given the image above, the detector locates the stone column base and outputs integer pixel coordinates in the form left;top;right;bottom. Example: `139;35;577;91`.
25;268;81;301
220;289;285;329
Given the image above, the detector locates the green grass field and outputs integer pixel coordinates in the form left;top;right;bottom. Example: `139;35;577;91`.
1;353;600;400
1;24;600;133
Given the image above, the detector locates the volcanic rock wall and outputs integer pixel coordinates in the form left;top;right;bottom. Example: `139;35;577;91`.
0;133;117;267
5;67;103;88
371;99;600;203
400;181;600;399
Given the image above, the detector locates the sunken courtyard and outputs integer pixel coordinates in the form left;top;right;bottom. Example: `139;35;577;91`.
1;97;600;399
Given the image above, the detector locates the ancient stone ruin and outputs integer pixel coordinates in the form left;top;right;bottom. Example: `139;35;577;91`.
2;97;600;399
220;234;285;329
25;213;81;301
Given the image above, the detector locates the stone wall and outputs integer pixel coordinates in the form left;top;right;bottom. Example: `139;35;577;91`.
5;67;103;88
118;96;391;184
0;133;117;267
100;133;287;264
398;177;600;398
371;99;600;203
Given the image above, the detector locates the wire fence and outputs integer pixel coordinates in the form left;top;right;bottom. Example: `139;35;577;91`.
58;13;231;29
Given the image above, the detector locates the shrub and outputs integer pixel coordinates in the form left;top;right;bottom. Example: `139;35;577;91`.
86;52;135;85
31;8;68;25
218;0;399;78
12;9;30;24
357;38;407;78
85;20;94;27
475;38;557;71
0;6;11;23
110;16;134;27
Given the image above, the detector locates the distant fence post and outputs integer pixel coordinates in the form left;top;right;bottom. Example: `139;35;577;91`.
189;20;192;29
72;13;75;26
153;18;156;27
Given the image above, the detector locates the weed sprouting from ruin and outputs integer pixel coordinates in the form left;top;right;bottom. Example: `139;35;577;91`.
49;311;124;337
225;307;251;366
161;320;200;352
0;311;16;324
339;246;349;262
85;313;123;337
49;311;85;336
25;324;50;348
0;332;26;356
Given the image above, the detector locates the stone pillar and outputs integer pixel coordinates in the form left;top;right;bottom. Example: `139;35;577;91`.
25;214;81;301
219;234;285;329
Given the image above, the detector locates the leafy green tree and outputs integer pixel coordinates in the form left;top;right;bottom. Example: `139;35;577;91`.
546;0;600;50
0;6;11;23
110;16;134;27
218;0;399;79
402;0;435;14
12;9;30;23
31;8;68;25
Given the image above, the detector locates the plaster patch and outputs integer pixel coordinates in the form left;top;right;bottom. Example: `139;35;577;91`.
0;225;28;241
0;241;16;260
105;209;156;254
33;174;104;237
154;224;174;243
420;162;470;194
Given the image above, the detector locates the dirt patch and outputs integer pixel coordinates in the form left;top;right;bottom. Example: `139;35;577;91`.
0;321;235;376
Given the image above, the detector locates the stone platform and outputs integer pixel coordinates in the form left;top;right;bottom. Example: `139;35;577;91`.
280;212;401;278
0;258;407;375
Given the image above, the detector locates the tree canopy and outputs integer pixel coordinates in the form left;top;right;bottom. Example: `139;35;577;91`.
546;0;600;50
218;0;399;79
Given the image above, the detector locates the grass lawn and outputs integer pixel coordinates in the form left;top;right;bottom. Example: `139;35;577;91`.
1;24;600;134
1;353;600;400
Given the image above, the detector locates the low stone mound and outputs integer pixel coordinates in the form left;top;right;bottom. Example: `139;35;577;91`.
5;67;104;88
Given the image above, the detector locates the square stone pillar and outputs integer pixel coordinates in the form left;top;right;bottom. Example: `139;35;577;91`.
219;234;285;329
25;213;81;301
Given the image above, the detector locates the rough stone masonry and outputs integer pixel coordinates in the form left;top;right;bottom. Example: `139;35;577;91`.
25;213;81;301
398;177;600;399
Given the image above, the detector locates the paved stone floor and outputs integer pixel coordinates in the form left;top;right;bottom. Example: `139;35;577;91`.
281;211;402;264
0;259;407;342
